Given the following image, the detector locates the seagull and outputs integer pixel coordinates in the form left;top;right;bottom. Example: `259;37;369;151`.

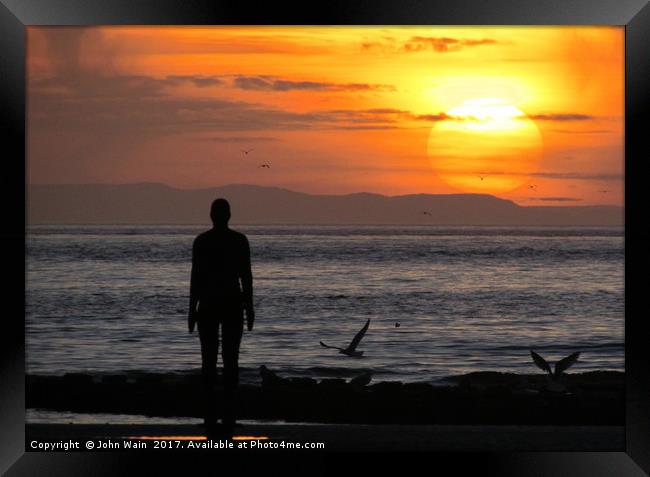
528;184;538;191
241;149;254;156
259;163;271;169
478;176;485;181
320;319;370;357
422;211;432;216
259;365;285;387
530;350;580;392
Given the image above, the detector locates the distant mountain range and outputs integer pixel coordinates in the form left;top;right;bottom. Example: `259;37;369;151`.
27;183;623;226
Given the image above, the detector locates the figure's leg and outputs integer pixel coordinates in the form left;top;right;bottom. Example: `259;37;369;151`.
220;310;244;427
198;318;220;425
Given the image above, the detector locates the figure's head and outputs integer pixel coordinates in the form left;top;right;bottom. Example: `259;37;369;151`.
210;198;231;227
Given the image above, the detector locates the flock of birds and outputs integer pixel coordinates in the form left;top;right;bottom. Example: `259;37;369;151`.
237;149;588;390
240;151;612;205
253;318;583;394
474;175;610;194
417;176;611;217
316;318;580;391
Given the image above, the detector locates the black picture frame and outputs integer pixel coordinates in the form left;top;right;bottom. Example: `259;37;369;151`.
1;0;649;474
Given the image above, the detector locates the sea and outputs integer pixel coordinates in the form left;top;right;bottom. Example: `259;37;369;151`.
26;225;624;385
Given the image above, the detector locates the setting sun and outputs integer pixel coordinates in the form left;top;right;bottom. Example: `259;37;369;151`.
27;26;623;205
427;99;543;193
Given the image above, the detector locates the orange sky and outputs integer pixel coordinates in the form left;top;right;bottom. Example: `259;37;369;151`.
27;26;624;205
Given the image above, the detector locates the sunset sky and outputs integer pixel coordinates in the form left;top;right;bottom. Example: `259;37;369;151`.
27;26;623;205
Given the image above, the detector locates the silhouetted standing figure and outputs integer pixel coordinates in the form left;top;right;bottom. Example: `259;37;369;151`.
188;198;255;431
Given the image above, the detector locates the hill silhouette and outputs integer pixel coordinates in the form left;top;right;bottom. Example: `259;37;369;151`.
27;183;622;226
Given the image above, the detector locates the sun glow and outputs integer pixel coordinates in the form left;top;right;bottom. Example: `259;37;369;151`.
427;98;543;194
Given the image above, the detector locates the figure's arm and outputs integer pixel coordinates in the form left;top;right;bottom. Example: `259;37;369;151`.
188;238;199;333
240;235;254;331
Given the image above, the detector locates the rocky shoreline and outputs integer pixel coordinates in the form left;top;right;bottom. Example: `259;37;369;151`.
26;370;624;425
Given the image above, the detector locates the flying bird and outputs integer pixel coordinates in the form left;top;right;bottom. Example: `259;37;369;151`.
422;211;432;216
528;184;538;191
598;189;610;194
259;163;271;169
530;350;580;392
478;176;485;181
320;319;370;357
241;149;254;156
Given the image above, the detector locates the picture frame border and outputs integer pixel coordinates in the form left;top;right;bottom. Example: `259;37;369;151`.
1;0;648;474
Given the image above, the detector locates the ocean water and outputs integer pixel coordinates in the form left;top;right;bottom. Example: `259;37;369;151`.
26;225;624;384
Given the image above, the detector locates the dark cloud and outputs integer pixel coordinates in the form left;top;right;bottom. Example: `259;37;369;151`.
232;75;395;92
329;109;472;123
32;74;224;100
166;75;224;87
410;112;457;122
30;69;511;137
30;74;408;134
525;113;595;121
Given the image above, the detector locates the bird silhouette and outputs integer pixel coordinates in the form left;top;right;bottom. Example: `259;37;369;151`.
422;211;432;216
320;319;370;357
528;184;538;191
259;163;271;169
530;350;580;392
259;365;285;387
598;189;610;194
478;176;485;181
241;149;254;156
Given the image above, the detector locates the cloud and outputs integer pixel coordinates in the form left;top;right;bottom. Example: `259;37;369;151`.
525;113;595;121
404;36;499;53
362;36;500;53
30;73;409;134
166;75;225;87
30;69;504;137
232;75;395;92
32;74;225;101
548;129;612;134
410;112;462;122
331;109;475;124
